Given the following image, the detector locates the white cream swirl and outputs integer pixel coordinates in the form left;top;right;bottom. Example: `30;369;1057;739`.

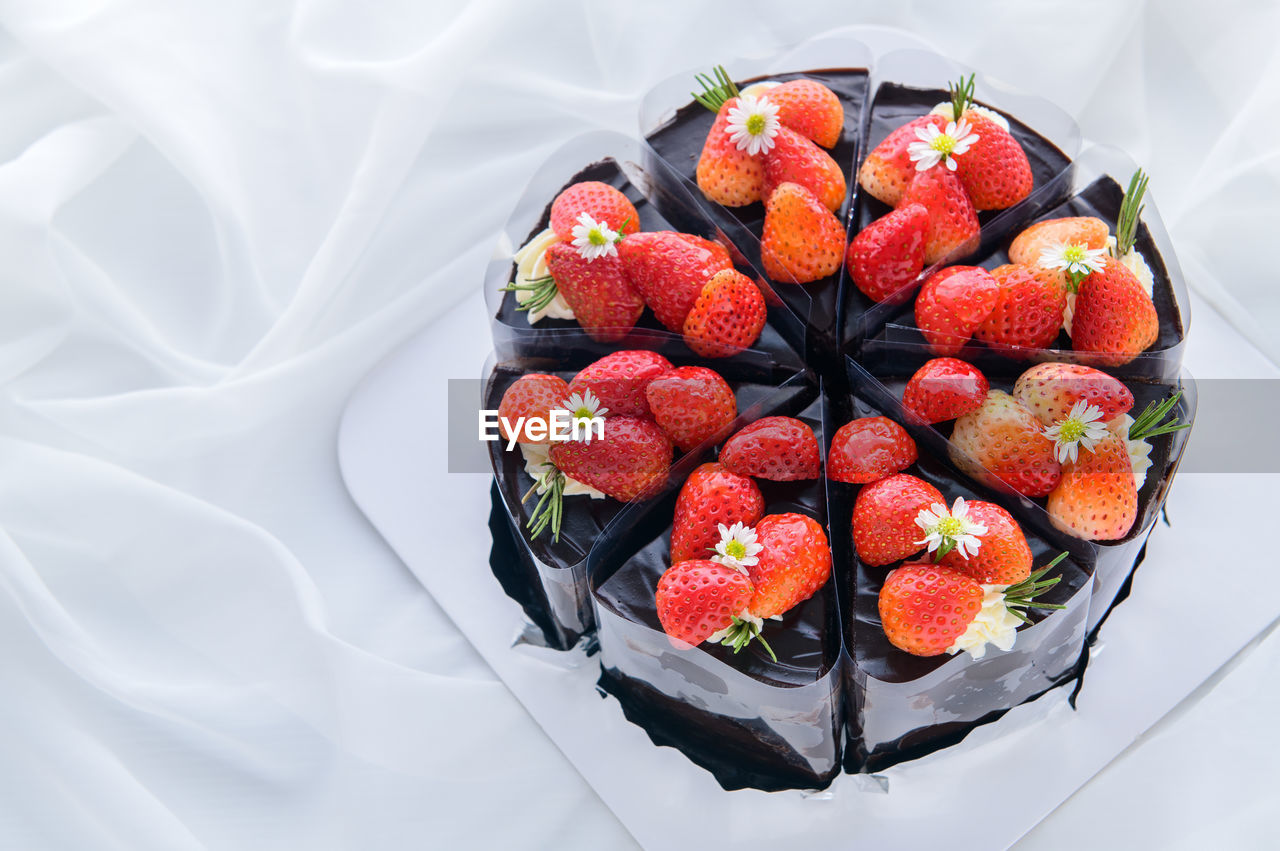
930;102;1010;132
512;227;575;323
519;442;605;499
947;585;1022;660
1108;414;1154;489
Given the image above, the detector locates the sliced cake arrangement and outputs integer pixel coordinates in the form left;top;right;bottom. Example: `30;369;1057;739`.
479;40;1197;791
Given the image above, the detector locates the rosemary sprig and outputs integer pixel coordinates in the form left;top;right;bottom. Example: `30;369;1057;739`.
500;275;558;314
523;466;565;542
717;616;777;662
948;73;977;121
1002;552;1068;625
692;65;740;113
1129;390;1190;441
1113;168;1150;259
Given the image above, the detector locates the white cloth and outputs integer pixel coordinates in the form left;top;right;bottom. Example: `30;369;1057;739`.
0;1;1275;848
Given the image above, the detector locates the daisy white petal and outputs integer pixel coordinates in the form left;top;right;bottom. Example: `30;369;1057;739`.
1043;401;1110;464
570;212;619;261
914;497;988;560
724;95;781;156
711;521;763;573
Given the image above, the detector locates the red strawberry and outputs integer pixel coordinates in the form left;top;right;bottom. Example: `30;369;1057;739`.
696;97;767;207
760;182;845;284
879;563;984;656
497;373;571;444
549;415;673;502
656;559;755;647
852;473;944;566
568;350;672;418
1008;216;1110;274
858;114;949;206
682;268;767;358
543;243;645;343
747;513;832;618
949;390;1061;497
1013;362;1134;427
937;500;1032;585
644;367;737;452
899;164;980;265
670;463;765;563
1071;258;1158;366
828;417;917;484
914;265;1000;356
902;357;989;424
549;181;641;242
952;114;1033;210
763;126;847;212
617;231;733;331
1047;430;1138;541
846;203;929;303
720;416;821;481
973;263;1066;350
766;79;843;148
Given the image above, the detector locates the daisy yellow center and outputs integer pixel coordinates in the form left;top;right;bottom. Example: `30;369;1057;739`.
1058;417;1087;442
1062;244;1087;264
934;516;965;538
724;540;747;559
930;134;956;155
745;113;767;135
587;228;607;246
573;405;593;420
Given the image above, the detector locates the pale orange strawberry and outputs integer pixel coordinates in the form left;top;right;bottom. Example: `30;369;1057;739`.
1071;258;1159;366
696;97;767;207
766;79;843;148
879;563;984;656
949;390;1061;498
858;114;948;206
763;126;846;212
1013;363;1134;427
899;164;979;265
760;182;844;283
1008;216;1110;290
1047;430;1138;540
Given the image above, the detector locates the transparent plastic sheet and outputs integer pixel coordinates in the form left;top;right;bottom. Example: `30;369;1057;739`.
588;385;847;791
860;145;1192;380
828;358;1091;771
843;49;1083;349
484;131;805;375
848;350;1198;636
639;35;873;362
483;355;810;650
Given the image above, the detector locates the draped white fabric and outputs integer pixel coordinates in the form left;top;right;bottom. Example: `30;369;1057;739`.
0;2;1275;848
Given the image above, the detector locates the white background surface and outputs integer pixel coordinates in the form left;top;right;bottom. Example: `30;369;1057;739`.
0;2;1277;848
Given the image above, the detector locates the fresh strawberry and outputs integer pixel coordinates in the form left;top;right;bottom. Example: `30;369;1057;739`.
1048;430;1138;540
949;390;1061;497
952;113;1033;210
568;350;672;418
670;463;765;563
763;126;847;212
852;473;944;566
645;366;737;452
899;164;980;265
974;263;1066;350
914;265;999;356
747;513;832;618
549;181;641;242
902;357;989;424
682;268;767;358
617;231;733;331
1008;216;1110;271
937;501;1032;584
656;559;755;647
720;416;821;481
549;415;672;501
828;417;917;484
760;182;845;283
497;373;571;444
1071;258;1159;366
696;97;767;207
1013;362;1134;427
879;563;984;656
858;114;948;206
766;79;843;148
846;203;930;302
543;243;645;342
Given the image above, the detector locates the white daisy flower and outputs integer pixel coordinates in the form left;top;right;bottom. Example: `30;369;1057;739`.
570;212;619;261
1043;401;1110;464
914;496;988;560
557;390;609;442
711;521;764;573
907;119;979;172
1038;241;1108;286
724;94;781;156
